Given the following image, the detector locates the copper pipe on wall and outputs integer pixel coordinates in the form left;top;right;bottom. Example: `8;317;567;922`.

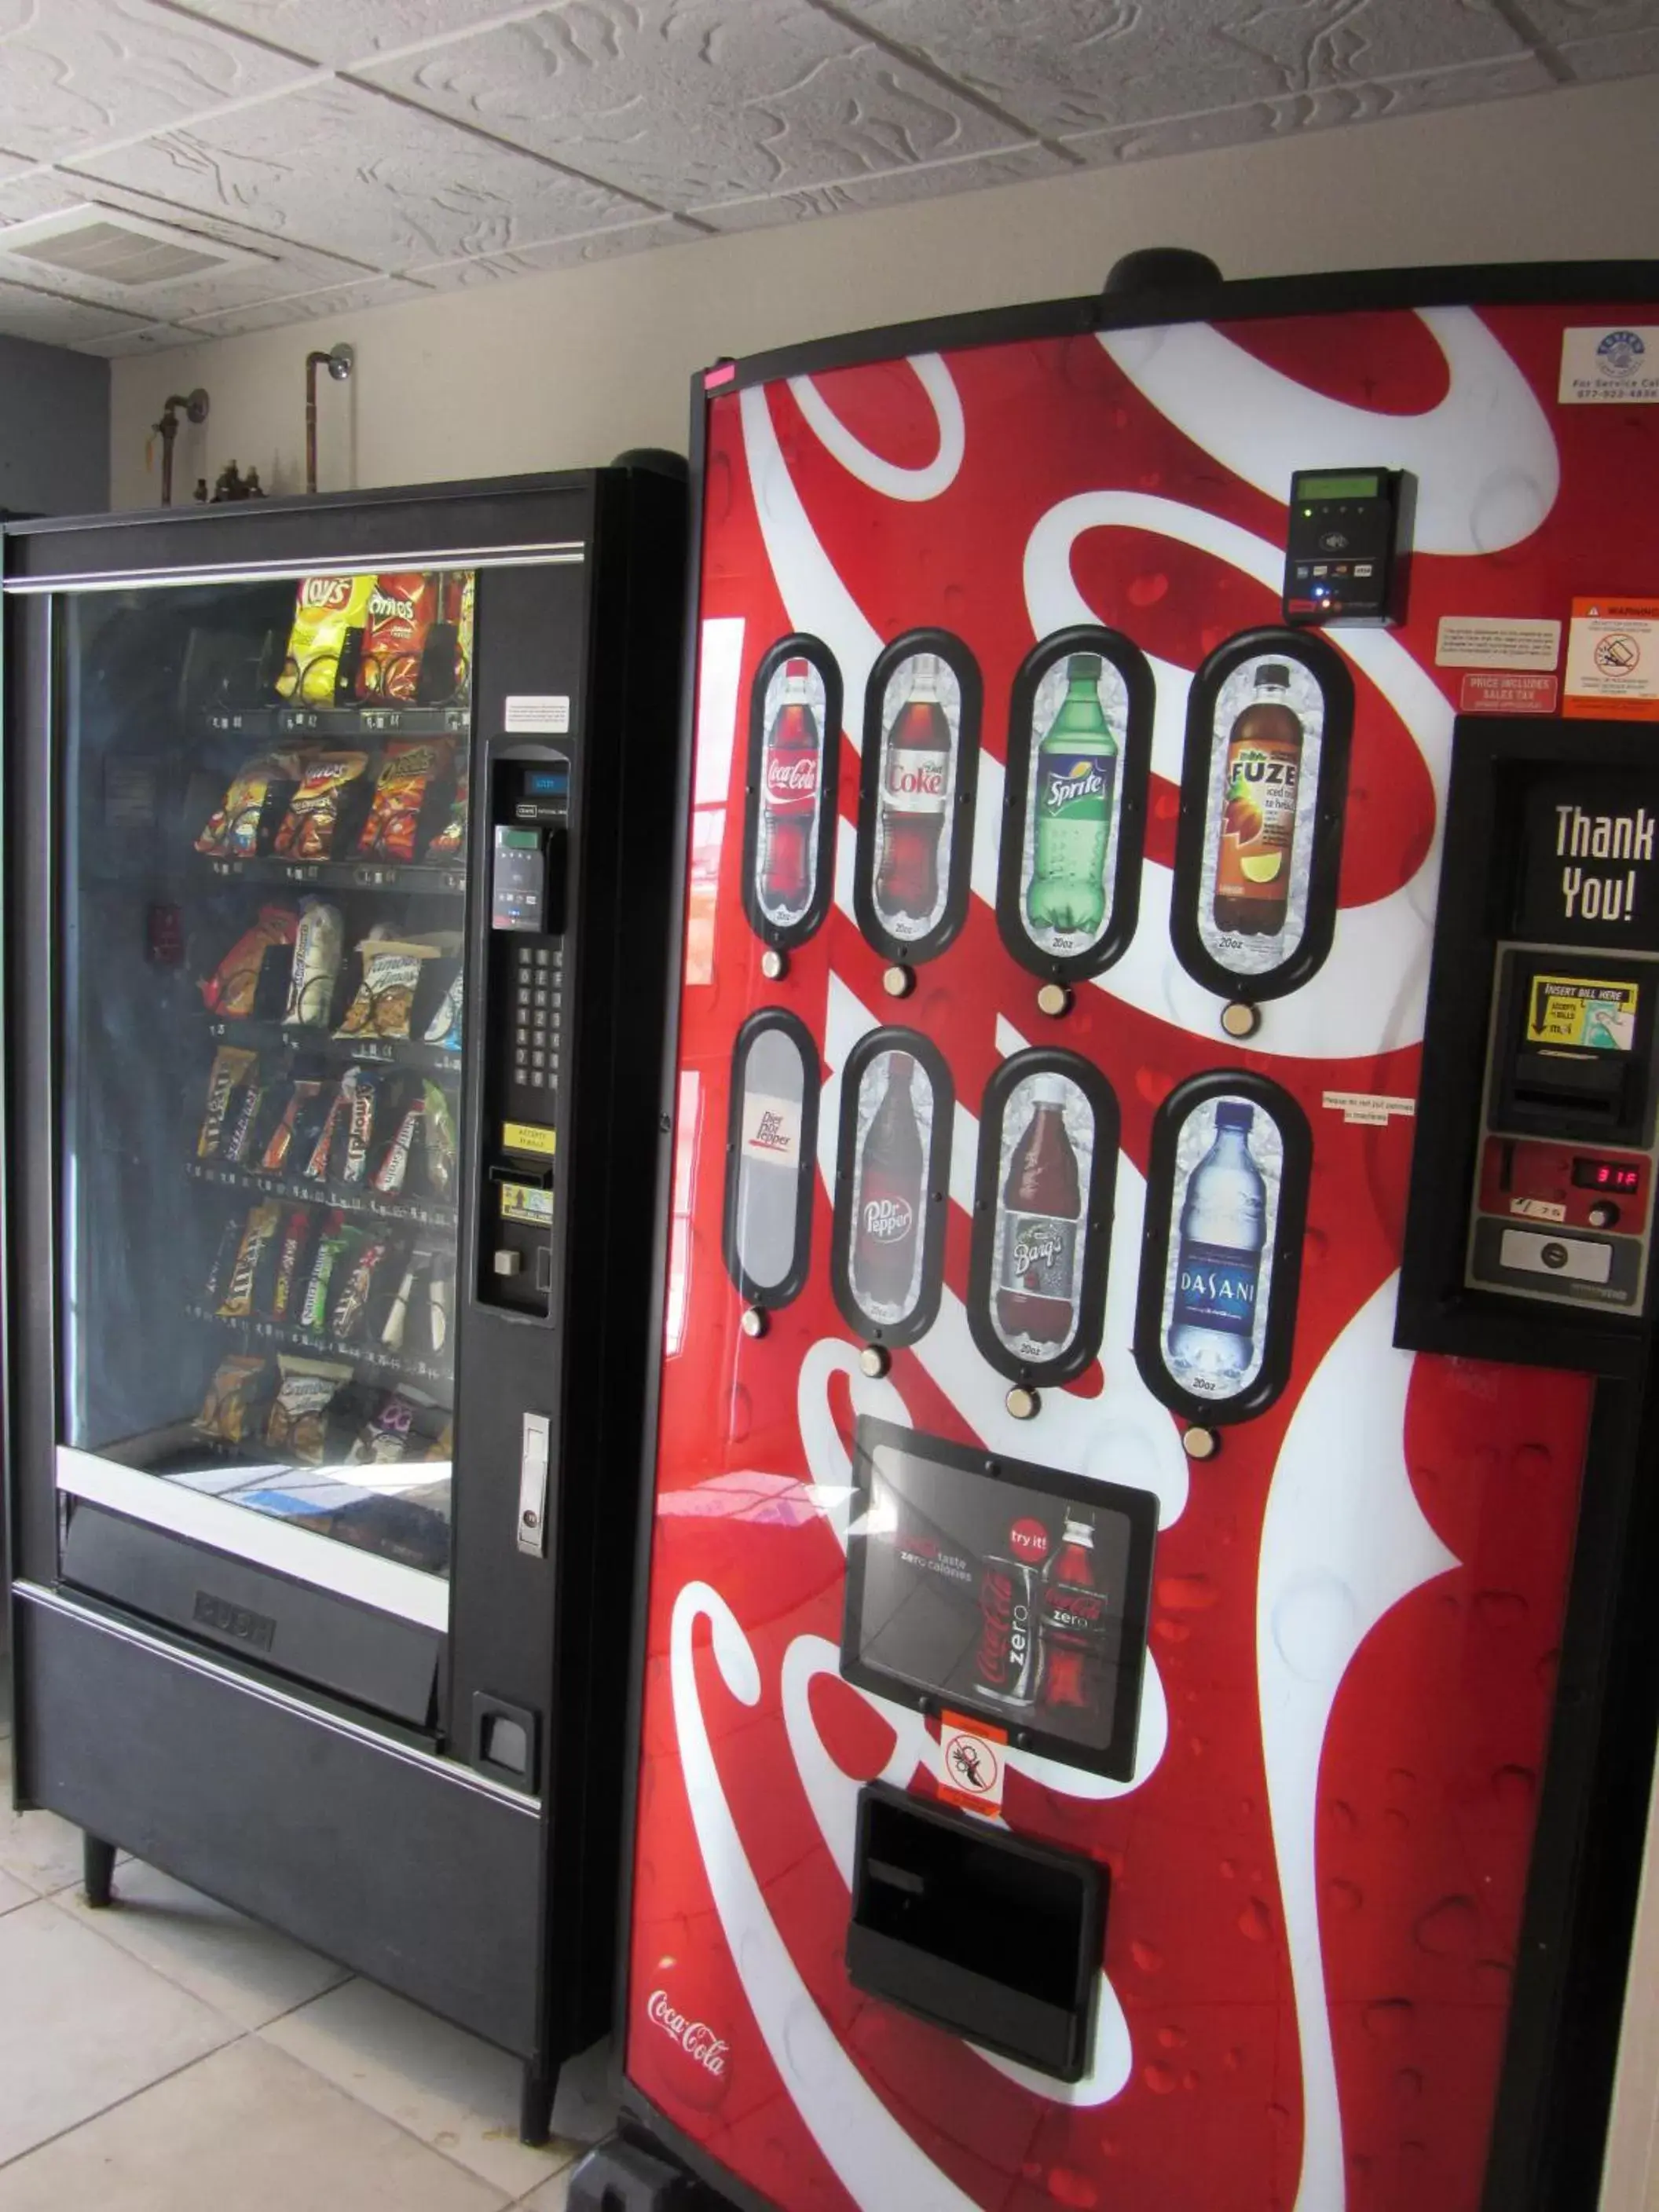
305;342;353;495
150;388;208;506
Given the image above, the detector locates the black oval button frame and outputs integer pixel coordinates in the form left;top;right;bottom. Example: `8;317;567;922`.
1170;627;1354;1003
853;628;982;969
1132;1069;1312;1425
830;1026;954;1348
721;1007;822;1311
966;1047;1119;1387
995;626;1155;983
739;632;844;953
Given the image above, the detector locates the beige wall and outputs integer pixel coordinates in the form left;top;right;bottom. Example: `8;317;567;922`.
109;73;1659;510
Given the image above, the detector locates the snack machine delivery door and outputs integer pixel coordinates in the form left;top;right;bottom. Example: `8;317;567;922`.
56;568;473;1634
617;273;1659;2212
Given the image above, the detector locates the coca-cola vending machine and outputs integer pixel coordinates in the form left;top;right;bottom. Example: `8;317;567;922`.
584;258;1659;2210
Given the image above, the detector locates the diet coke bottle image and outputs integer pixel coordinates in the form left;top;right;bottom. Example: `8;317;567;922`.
1038;1510;1109;1716
852;1052;925;1314
996;1076;1083;1353
975;1514;1053;1709
873;654;952;925
1167;1100;1267;1390
757;657;822;921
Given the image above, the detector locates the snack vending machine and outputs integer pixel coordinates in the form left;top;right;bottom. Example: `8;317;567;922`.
2;465;683;2134
591;261;1659;2211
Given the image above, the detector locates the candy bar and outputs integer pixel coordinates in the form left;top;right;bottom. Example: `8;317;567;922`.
198;1045;258;1159
217;1203;280;1319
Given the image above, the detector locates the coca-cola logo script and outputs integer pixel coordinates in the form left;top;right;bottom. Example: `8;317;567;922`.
647;1988;728;2076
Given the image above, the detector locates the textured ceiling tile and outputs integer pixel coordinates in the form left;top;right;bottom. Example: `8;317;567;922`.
690;141;1069;230
173;272;434;335
165;0;539;67
75;318;200;354
358;0;1021;213
0;274;158;344
1510;0;1659;35
406;214;699;285
1060;52;1555;165
835;0;1531;135
0;0;313;167
1553;27;1659;73
67;78;645;269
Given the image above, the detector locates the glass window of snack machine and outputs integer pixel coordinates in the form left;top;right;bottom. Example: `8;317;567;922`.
58;568;474;1588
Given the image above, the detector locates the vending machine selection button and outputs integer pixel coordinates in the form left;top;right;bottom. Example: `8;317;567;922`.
1496;1227;1613;1284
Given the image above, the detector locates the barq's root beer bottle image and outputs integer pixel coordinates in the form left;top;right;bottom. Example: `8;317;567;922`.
758;658;822;919
1214;662;1302;936
1040;1511;1108;1716
1168;1101;1265;1386
854;1053;925;1313
875;656;951;922
976;1516;1052;1710
1027;653;1118;937
997;1078;1082;1351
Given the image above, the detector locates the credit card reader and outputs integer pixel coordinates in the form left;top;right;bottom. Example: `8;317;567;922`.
1283;467;1406;625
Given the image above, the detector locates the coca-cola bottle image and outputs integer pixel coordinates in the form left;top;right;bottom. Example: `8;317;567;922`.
1039;1511;1109;1716
853;1052;925;1313
996;1077;1082;1350
874;655;951;923
758;658;821;918
975;1515;1052;1708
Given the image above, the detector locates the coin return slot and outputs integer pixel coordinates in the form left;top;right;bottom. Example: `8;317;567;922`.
846;1780;1104;2082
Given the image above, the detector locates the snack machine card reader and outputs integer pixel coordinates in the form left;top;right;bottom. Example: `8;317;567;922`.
1283;467;1405;624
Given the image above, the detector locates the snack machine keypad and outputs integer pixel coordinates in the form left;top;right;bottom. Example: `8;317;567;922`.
510;942;562;1091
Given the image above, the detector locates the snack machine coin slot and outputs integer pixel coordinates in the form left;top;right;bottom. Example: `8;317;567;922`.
478;745;569;1317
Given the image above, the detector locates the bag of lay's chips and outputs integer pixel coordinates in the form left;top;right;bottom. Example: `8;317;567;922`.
277;574;374;705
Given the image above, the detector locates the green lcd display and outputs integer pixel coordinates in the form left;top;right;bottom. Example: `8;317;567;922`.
1299;471;1382;501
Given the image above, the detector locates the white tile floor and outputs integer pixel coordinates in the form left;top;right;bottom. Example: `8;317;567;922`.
0;1657;610;2210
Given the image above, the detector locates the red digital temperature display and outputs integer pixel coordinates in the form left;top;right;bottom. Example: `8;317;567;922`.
1571;1157;1643;1193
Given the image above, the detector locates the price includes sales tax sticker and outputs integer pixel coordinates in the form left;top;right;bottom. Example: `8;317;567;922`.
1526;974;1639;1052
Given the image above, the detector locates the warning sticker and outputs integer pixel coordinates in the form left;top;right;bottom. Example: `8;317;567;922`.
1435;616;1560;670
936;1708;1006;1816
1526;975;1639;1052
1565;598;1659;720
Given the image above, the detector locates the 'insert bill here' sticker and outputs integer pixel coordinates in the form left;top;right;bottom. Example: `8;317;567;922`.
1527;975;1639;1052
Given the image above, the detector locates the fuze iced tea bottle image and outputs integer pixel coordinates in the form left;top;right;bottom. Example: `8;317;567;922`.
757;657;822;923
1027;653;1118;939
874;656;951;925
996;1076;1083;1353
853;1052;925;1315
1213;661;1302;936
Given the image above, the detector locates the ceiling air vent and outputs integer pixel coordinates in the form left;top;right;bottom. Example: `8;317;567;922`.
0;206;266;289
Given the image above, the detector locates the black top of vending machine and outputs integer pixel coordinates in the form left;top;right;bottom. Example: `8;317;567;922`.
584;257;1659;2212
2;463;685;2141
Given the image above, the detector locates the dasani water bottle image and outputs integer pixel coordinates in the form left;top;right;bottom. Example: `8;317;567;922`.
1166;1100;1268;1390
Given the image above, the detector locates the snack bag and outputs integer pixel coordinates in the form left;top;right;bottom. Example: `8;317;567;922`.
270;1208;317;1324
331;1236;390;1339
334;936;445;1042
302;1077;352;1181
371;1090;423;1195
262;1079;327;1173
194;751;303;858
220;1065;271;1166
201;906;298;1018
217;1203;280;1319
266;1355;353;1464
426;765;468;859
198;1045;258;1159
346;1385;437;1467
356;738;455;863
340;1066;386;1185
194;1354;273;1445
424;969;463;1051
357;573;439;703
299;1214;350;1331
273;753;369;862
276;575;374;705
283;897;345;1028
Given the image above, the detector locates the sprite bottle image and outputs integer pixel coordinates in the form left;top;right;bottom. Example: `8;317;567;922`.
1026;654;1117;937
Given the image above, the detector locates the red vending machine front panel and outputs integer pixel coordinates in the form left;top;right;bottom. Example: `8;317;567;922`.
623;284;1659;2211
